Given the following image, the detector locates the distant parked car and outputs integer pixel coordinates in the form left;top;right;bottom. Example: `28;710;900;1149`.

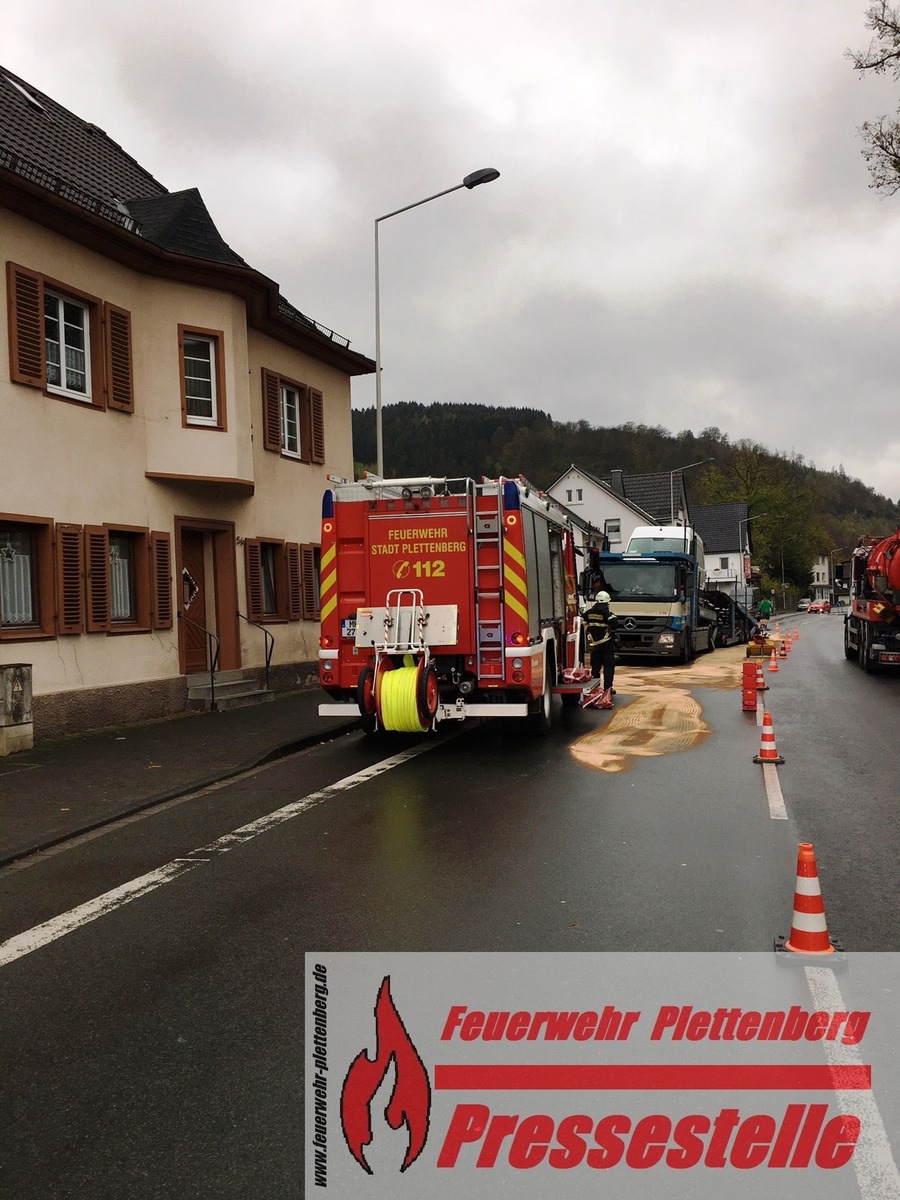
807;600;831;614
797;598;811;611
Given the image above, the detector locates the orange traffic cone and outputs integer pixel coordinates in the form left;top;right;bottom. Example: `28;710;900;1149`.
755;661;768;691
753;711;784;764
775;621;782;635
792;627;799;641
778;639;788;659
767;648;779;672
782;843;835;955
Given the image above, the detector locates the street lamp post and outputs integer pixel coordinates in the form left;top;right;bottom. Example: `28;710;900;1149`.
669;458;714;524
374;168;500;477
738;512;768;608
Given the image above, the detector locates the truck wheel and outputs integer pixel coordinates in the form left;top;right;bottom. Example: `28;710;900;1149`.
416;661;439;725
524;650;554;736
860;623;873;673
356;666;377;734
843;620;857;660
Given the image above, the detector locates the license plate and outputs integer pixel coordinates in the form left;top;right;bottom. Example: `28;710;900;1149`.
340;617;357;640
880;652;900;663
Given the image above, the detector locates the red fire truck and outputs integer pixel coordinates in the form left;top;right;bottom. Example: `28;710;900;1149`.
843;528;900;672
317;475;585;733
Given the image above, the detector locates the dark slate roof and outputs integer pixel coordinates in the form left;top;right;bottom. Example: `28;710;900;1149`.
598;471;685;524
126;190;246;267
0;65;357;353
691;503;750;552
0;68;166;208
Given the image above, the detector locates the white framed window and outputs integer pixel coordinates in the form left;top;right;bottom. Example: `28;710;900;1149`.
182;334;217;425
44;290;91;401
604;519;621;544
109;532;136;623
0;526;36;626
281;383;302;457
719;557;729;570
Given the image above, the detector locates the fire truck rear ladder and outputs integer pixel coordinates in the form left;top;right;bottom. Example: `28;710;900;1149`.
473;482;505;679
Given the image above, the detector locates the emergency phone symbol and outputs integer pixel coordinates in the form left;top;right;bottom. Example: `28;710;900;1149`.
392;560;411;580
340;976;432;1174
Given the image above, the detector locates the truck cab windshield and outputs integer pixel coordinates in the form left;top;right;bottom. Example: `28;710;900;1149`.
596;562;679;600
627;537;690;553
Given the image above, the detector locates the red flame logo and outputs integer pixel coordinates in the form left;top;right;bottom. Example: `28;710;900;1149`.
340;976;431;1174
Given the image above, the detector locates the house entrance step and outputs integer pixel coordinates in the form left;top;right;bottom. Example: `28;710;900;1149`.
186;670;274;712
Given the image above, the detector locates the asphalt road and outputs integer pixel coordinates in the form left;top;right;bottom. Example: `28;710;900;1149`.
1;611;897;1198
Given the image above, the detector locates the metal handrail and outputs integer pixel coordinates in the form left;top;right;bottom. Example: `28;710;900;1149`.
238;612;275;691
177;612;220;711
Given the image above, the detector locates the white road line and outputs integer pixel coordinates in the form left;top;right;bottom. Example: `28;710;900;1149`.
0;739;444;968
762;763;788;819
756;699;787;819
805;966;900;1200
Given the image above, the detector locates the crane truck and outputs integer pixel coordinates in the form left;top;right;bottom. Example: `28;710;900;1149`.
317;475;588;733
843;528;900;672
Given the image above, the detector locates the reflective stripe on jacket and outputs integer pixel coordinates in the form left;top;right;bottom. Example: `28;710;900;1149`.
585;604;617;647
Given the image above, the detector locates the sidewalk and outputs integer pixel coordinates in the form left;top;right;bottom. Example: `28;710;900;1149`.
0;690;358;867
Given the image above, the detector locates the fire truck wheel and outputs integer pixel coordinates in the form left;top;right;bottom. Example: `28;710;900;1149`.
843;620;857;660
416;661;439;723
357;667;376;717
356;667;377;733
860;623;873;673
524;651;554;736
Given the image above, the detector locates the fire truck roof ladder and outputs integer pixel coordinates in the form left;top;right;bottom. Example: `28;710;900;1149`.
474;481;506;679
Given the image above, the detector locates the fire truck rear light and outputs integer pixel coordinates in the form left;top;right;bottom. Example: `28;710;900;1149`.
320;634;334;648
512;670;524;682
321;491;334;518
509;631;526;646
322;660;333;673
512;657;523;669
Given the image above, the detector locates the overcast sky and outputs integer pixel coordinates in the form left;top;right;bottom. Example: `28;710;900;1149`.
6;0;899;500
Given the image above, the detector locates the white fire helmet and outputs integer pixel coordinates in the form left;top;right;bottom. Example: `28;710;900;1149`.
594;590;611;603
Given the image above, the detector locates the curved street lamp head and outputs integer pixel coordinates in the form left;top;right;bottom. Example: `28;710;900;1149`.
463;167;501;189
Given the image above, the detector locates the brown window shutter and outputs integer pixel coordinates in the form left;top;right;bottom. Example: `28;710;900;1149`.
301;546;319;620
245;539;264;621
55;524;84;634
150;532;173;629
7;262;45;387
309;387;325;463
286;543;302;620
85;526;110;632
299;386;312;463
105;304;134;412
262;369;281;452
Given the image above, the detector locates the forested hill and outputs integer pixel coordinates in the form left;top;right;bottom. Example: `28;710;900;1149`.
351;402;898;549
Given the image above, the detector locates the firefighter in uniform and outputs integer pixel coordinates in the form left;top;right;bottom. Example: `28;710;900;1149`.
583;587;618;707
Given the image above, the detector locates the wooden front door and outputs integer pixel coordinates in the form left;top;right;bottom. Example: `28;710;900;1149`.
180;530;208;674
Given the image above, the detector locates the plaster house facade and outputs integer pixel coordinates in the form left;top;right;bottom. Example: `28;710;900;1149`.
0;67;373;738
546;466;656;554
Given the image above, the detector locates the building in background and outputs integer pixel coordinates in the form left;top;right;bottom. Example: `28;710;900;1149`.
0;67;373;738
546;466;656;556
690;503;755;610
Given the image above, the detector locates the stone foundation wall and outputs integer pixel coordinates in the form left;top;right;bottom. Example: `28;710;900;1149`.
32;662;319;740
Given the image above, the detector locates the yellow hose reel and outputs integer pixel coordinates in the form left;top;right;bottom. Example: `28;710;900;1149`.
359;655;439;732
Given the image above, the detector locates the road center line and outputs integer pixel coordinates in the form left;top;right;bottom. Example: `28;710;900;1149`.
0;738;445;968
